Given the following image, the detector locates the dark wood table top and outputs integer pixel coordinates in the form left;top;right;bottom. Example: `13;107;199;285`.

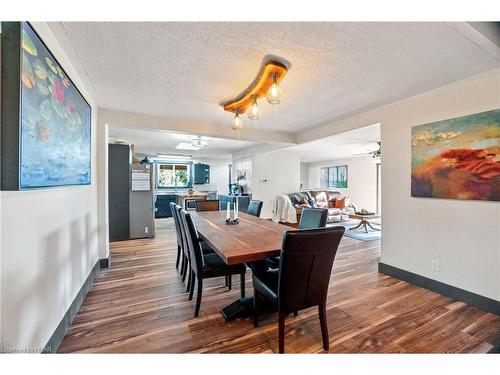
190;211;291;265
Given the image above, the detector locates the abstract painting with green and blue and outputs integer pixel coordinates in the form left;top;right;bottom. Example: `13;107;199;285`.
20;22;91;188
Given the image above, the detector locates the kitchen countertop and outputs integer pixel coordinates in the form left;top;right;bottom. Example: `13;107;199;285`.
177;193;208;199
156;190;214;198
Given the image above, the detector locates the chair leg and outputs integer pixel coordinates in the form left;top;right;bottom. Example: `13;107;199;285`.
228;274;232;290
181;257;186;280
318;304;329;351
175;245;181;269
186;267;192;293
278;313;286;354
293;311;298;317
240;273;245;298
179;252;185;276
182;257;188;282
253;290;259;327
194;277;203;317
225;275;228;286
189;272;195;301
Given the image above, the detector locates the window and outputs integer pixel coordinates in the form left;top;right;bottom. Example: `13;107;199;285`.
156;162;192;188
320;165;348;188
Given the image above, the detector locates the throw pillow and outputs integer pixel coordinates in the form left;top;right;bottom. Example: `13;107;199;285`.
299;198;309;206
328;199;337;208
316;201;328;209
326;192;340;201
315;192;327;202
335;197;346;208
335;196;351;209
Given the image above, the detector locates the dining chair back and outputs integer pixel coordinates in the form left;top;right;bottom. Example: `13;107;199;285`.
170;202;182;270
195;200;220;212
175;205;190;282
252;226;345;353
278;226;344;313
179;209;247;317
179;209;204;277
246;200;263;217
266;207;329;269
299;207;328;229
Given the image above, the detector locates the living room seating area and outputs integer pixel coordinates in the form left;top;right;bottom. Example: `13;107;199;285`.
285;190;357;224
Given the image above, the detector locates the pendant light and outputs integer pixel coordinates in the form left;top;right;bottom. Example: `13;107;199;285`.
232;112;244;130
220;58;290;129
267;72;283;105
247;96;261;120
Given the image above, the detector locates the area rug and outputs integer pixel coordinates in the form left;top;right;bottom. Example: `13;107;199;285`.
329;219;381;241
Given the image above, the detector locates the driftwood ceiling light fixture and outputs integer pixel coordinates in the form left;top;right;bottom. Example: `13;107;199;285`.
220;57;290;130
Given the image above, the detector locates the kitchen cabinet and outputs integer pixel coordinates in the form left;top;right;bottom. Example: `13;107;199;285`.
155;194;178;218
194;163;210;184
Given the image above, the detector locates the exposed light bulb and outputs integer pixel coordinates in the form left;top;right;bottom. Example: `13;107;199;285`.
247;96;261;120
232;113;243;130
267;73;283;105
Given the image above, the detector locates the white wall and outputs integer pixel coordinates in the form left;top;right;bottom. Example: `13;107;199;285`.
305;156;378;212
296;68;500;301
251;150;301;219
299;162;308;189
0;23;99;351
381;70;500;301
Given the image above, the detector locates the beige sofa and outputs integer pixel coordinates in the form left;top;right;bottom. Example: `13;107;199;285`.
287;190;357;223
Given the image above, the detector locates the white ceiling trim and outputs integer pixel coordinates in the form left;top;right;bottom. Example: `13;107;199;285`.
99;108;297;144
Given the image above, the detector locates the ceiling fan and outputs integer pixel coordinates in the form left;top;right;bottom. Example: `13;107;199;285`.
352;141;381;159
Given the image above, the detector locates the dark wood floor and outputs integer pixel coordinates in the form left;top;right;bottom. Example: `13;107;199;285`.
58;219;499;353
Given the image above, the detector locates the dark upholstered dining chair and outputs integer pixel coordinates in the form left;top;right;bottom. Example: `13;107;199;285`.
267;207;329;269
298;207;328;229
174;205;190;282
174;204;218;294
192;198;234;287
195;200;220;212
252;226;345;353
170;202;183;271
179;209;247;317
247;200;263;217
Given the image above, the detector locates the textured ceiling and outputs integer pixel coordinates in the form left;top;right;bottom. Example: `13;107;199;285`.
57;22;499;132
290;123;380;163
108;126;256;159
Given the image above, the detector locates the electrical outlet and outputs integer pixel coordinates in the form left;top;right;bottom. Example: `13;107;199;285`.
145;226;149;234
431;259;440;272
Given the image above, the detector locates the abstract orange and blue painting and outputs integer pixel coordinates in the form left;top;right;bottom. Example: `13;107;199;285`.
411;109;500;202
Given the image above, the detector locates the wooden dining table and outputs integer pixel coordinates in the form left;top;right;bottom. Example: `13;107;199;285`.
190;210;291;320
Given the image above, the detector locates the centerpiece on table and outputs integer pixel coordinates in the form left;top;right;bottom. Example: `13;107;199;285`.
225;197;240;225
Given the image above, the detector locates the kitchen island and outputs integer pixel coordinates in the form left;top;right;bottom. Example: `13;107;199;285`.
155;191;215;218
